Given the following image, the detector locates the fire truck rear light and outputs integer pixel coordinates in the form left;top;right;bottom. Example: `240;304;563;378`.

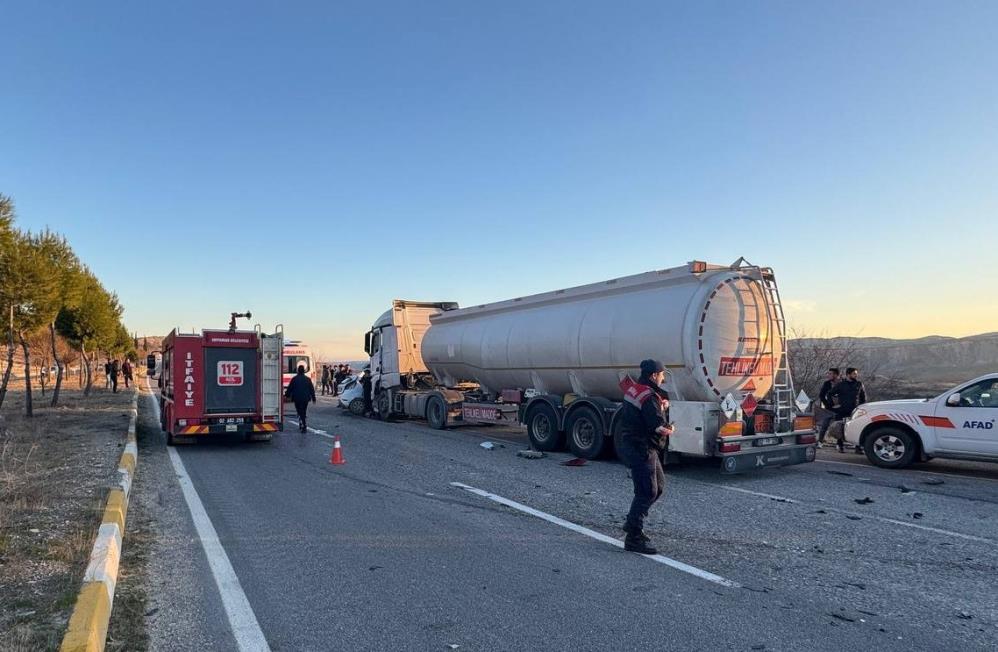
719;442;741;453
798;434;817;444
793;416;815;431
719;421;744;437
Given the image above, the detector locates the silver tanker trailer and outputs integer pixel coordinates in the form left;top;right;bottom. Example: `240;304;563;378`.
363;259;817;473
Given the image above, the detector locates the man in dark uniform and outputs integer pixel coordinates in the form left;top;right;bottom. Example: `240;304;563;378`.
360;368;373;417
617;359;674;555
829;367;868;453
284;365;316;432
816;368;840;447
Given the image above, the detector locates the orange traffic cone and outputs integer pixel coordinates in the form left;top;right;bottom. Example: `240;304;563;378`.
329;436;345;465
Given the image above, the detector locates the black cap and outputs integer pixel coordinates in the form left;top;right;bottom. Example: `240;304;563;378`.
640;359;665;375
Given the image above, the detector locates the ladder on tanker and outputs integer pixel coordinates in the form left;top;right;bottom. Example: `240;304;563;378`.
258;324;284;424
757;268;795;432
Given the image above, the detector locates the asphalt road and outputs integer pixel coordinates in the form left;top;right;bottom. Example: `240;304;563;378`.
133;388;998;651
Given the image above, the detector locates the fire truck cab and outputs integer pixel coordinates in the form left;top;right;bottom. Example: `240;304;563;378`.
159;325;284;445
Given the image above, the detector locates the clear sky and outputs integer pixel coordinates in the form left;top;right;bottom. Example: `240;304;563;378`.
3;1;996;359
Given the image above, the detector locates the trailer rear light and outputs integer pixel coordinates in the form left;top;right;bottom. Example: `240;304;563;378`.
793;415;815;431
718;441;741;453
798;434;817;444
719;421;744;437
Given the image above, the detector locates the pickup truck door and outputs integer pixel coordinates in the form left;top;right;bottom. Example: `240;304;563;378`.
934;377;998;456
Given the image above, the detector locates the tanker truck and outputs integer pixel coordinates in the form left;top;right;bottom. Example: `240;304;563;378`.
364;259;817;473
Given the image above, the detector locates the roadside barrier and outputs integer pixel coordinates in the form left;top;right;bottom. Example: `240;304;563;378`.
60;389;140;652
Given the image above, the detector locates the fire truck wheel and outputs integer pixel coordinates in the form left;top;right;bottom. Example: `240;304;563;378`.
426;396;448;430
376;390;393;421
526;402;564;451
348;398;366;416
863;426;918;469
566;406;608;459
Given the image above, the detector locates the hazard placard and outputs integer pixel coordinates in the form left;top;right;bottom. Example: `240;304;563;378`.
217;361;244;386
742;379;757;393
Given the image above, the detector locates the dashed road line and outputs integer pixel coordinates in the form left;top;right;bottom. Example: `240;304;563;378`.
450;481;739;588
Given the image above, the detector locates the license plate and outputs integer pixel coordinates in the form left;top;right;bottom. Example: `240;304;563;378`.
225;424;238;432
755;436;780;447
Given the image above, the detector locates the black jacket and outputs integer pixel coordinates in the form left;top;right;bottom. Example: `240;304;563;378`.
285;374;316;403
618;376;670;451
818;379;838;410
830;378;867;416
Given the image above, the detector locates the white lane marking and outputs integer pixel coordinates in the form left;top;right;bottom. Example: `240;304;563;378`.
146;380;272;652
710;483;993;544
450;482;739;588
815;458;998;484
286;418;333;439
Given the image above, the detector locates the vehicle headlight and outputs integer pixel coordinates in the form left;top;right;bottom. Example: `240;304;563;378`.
851;408;867;420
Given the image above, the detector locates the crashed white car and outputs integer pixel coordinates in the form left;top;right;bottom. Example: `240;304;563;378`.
337;373;367;415
845;373;998;469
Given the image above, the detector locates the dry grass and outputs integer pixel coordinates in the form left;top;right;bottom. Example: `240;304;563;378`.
0;384;134;652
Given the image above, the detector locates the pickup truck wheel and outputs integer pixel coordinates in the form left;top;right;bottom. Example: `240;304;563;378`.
566;406;608;459
526;403;563;451
348;398;366;416
864;426;917;469
426;396;448;429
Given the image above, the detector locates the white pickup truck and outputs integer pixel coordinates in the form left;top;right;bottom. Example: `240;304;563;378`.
845;373;998;469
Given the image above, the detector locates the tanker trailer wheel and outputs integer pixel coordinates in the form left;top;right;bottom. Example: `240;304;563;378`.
348;398;366;416
526;402;564;451
426;396;448;430
566;406;608;459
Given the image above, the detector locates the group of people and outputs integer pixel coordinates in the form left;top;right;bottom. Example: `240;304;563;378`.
816;367;868;452
319;364;353;396
103;358;133;393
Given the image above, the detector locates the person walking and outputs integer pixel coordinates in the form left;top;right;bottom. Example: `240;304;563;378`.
121;359;133;389
104;360;112;389
110;359;120;393
816;368;841;447
284;365;317;432
829;367;868;452
617;359;674;555
320;365;331;396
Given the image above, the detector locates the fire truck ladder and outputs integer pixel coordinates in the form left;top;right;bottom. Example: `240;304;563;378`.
258;324;284;424
757;268;795;432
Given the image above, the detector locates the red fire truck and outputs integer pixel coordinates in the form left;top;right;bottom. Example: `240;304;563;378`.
158;321;284;445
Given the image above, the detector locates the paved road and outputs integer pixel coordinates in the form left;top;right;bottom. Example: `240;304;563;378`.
133;387;998;651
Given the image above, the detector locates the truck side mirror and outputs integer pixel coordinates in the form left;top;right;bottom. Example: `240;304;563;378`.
946;393;961;407
364;332;372;355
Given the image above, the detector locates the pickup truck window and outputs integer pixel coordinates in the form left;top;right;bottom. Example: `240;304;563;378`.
955;379;998;408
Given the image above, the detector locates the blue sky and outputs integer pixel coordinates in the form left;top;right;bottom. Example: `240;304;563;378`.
3;1;996;358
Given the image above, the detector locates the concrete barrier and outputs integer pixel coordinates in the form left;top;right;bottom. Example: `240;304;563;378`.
60;389;140;652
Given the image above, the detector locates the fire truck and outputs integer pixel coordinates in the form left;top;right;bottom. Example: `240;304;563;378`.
158;315;284;445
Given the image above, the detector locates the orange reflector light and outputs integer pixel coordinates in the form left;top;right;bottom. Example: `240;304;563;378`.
793;415;815;431
719;421;744;437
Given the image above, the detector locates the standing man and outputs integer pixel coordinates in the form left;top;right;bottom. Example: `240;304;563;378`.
285;364;317;432
816;368;840;447
104;360;112;389
320;365;331;396
333;364;346;396
121;359;133;389
617;359;674;555
110;359;120;393
830;367;868;453
360;368;373;417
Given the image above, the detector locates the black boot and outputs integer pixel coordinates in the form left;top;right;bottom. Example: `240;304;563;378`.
622;526;651;542
624;534;658;555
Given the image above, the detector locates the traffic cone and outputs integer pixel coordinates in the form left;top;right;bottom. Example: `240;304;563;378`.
329;436;345;465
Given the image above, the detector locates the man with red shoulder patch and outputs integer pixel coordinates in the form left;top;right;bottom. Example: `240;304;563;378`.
617;359;673;555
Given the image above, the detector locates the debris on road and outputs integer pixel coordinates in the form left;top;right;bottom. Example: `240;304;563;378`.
899;485;914;494
853;497;874;505
845;515;862;521
517;450;545;459
560;458;587;467
829;612;856;623
480;442;495;450
912;512;924;520
958;611;973;620
827;470;853;477
923;478;945;485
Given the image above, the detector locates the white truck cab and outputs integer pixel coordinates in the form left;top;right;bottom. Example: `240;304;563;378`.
845;373;998;468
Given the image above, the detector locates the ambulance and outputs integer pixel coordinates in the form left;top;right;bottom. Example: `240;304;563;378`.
845;373;998;469
282;340;315;394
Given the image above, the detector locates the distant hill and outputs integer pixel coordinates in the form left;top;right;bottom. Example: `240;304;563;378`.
791;332;998;398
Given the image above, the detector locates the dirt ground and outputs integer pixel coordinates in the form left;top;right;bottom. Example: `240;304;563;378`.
0;381;140;652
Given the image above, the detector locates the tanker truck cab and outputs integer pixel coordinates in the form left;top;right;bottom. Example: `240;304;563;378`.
366;259;816;474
